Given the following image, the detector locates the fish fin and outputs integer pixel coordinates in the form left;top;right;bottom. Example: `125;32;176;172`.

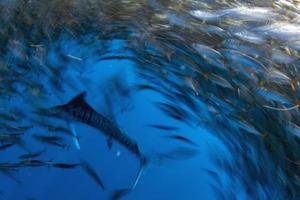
63;92;87;109
107;137;113;149
69;122;81;150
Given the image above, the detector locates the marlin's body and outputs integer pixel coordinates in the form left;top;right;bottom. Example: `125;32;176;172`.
37;92;147;198
52;92;143;159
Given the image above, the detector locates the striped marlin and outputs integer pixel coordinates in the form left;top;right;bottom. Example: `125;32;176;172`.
35;92;147;195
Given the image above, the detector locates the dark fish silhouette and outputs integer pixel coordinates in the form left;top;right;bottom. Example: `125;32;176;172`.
0;113;19;121
0;162;21;170
80;161;105;190
110;188;131;200
155;102;189;121
53;163;80;169
36;92;148;191
163;135;197;146
1;124;33;133
18;149;46;159
38;92;143;158
20;159;52;168
148;124;180;131
158;147;199;160
0;143;15;151
32;134;67;149
0;133;25;148
135;84;162;93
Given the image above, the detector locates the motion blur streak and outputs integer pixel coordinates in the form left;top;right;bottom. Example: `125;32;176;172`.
0;0;300;200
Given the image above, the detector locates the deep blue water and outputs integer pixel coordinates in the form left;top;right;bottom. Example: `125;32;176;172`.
0;37;225;200
1;1;300;200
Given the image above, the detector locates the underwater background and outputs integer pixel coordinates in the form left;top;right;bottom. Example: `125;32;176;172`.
0;0;300;199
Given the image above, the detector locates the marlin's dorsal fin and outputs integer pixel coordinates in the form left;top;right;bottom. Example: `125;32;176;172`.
63;92;87;109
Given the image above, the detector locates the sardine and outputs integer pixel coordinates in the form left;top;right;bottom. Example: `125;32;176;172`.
20;159;52;168
80;161;105;190
18;149;45;160
157;147;199;160
32;134;67;149
110;188;131;200
53;163;80;169
148;124;180;131
163;135;197;146
0;143;15;151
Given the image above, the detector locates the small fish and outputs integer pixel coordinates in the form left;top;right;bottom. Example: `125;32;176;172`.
0;113;18;121
98;55;136;62
0;162;21;170
134;84;162;93
209;74;234;90
221;49;267;74
158;147;199;160
32;134;67;149
81;161;105;190
0;143;15;151
53;163;80;169
232;120;261;136
0;133;25;148
256;87;290;105
155;102;188;121
34;120;74;138
18;149;45;160
221;7;275;21
190;10;222;22
20;159;52;167
148;124;180;131
233;30;265;44
267;69;291;85
192;44;225;70
47;125;73;136
110;188;131;200
2;124;33;133
163;135;197;146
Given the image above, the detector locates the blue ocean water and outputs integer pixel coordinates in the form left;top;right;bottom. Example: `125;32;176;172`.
0;1;300;200
0;36;224;200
